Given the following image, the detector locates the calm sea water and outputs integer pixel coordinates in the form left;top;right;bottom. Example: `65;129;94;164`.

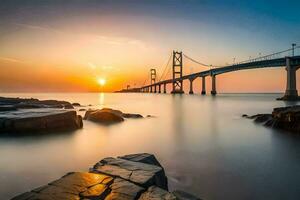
0;93;300;200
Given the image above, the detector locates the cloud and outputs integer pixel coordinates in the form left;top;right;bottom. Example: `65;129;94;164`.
14;23;64;34
0;57;26;64
13;22;148;49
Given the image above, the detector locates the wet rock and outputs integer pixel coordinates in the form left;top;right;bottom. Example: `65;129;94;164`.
64;104;74;109
12;172;113;200
172;190;202;200
0;109;83;133
253;114;272;123
119;153;162;167
91;157;168;190
0;105;17;111
245;105;300;133
106;178;144;200
123;113;143;118
84;109;124;124
139;186;176;200
84;108;144;124
12;153;201;200
0;97;73;109
72;103;81;107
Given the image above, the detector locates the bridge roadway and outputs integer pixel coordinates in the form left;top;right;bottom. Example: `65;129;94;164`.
139;56;300;99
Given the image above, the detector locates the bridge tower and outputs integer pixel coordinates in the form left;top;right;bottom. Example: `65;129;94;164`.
171;51;184;94
150;68;156;93
283;57;299;100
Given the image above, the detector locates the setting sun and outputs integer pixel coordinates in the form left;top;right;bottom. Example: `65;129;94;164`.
97;78;106;86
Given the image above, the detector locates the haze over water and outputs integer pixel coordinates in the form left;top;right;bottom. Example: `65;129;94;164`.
1;93;300;200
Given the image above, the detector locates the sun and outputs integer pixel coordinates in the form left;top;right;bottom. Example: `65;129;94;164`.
97;78;106;86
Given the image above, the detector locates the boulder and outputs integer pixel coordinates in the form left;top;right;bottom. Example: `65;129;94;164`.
84;108;144;124
64;104;74;109
0;97;73;109
0;109;83;133
72;103;81;107
12;153;201;200
84;109;124;124
123;113;143;118
139;186;176;200
245;105;300;133
91;157;168;190
119;153;163;167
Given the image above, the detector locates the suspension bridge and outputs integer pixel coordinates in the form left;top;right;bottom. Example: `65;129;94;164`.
121;45;300;100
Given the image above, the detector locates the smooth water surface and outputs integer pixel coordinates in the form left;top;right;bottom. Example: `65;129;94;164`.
0;93;300;200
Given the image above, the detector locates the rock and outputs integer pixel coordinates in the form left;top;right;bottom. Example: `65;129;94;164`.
123;113;143;118
79;108;86;111
106;178;144;200
12;153;201;200
119;153;162;167
84;109;124;124
242;114;249;118
245;105;300;133
64;104;74;109
91;157;168;190
72;103;81;106
139;186;176;200
84;108;144;124
0;109;83;133
12;172;113;200
0;97;74;109
172;190;202;200
252;114;272;123
0;105;17;111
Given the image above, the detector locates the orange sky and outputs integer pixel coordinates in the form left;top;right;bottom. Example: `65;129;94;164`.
0;1;300;93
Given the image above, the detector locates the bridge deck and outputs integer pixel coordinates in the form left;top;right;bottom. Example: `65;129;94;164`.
141;56;300;89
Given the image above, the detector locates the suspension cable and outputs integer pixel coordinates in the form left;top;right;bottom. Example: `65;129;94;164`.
158;53;172;81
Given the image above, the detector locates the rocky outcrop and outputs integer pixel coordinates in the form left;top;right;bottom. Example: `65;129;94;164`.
91;157;168;190
243;105;300;133
84;108;143;125
0;109;83;133
12;153;201;200
0;97;76;109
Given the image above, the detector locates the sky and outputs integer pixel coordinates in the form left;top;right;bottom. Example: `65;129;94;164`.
0;0;300;92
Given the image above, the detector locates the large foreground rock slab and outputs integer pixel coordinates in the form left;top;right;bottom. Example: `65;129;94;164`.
0;109;83;133
12;153;201;200
91;157;168;190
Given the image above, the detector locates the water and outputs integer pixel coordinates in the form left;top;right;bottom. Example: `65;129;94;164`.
0;93;300;200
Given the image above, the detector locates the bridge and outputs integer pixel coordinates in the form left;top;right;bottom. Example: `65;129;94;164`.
122;46;300;100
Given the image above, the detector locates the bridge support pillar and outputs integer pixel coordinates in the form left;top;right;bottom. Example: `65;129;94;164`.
189;79;194;94
164;83;167;93
283;57;298;100
150;86;153;93
158;84;161;93
211;75;217;95
154;85;157;93
201;76;206;95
